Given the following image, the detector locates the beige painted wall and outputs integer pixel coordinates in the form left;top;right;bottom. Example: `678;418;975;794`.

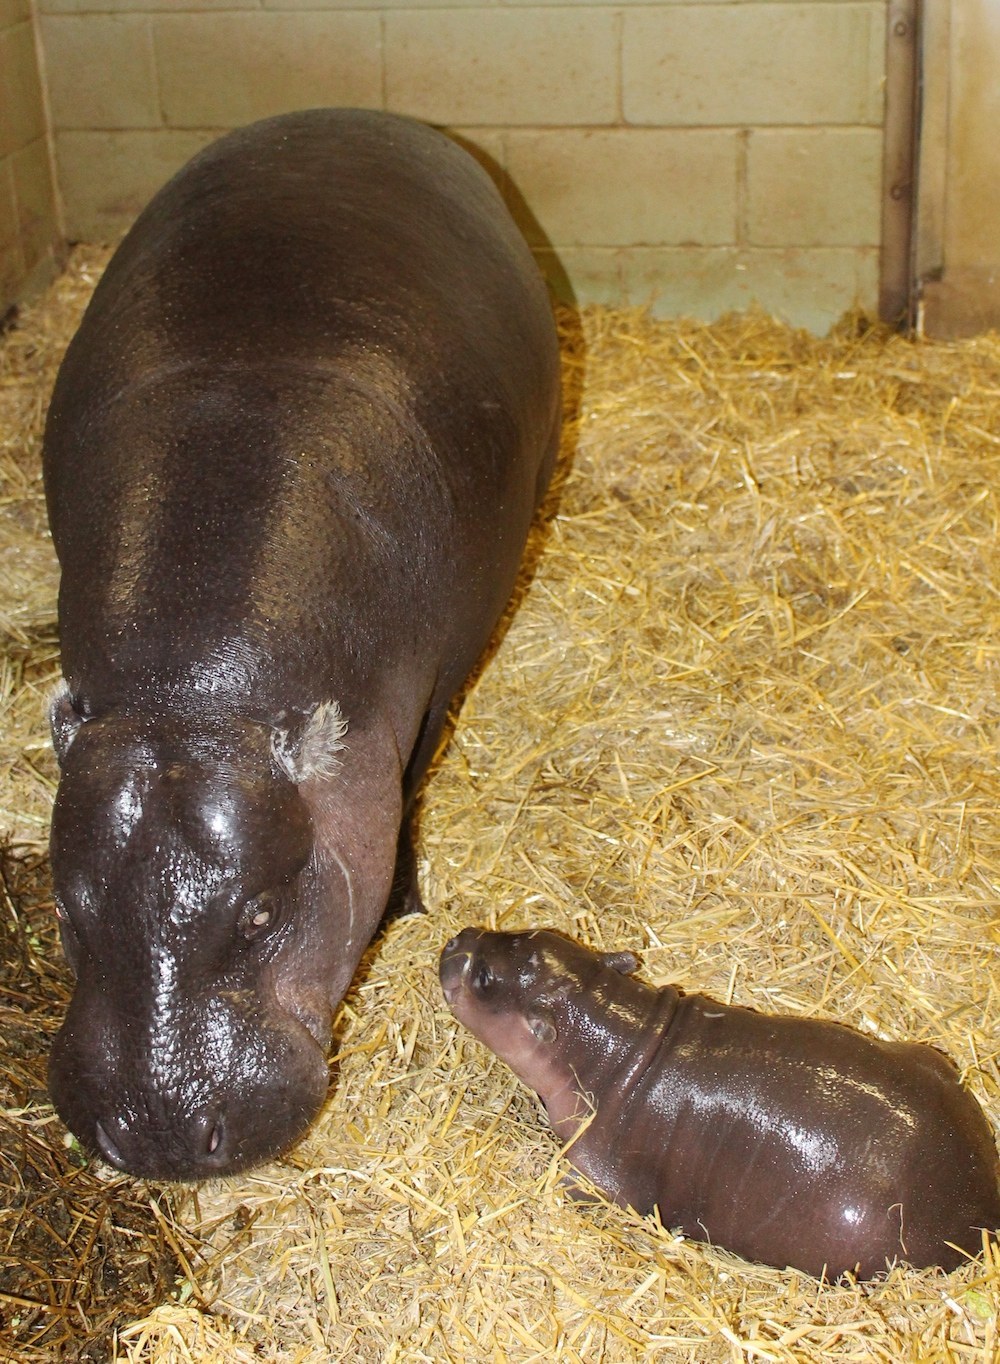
36;0;888;332
0;0;61;316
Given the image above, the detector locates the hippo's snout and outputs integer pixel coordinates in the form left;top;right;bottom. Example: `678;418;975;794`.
94;1108;227;1175
55;1053;330;1182
49;987;331;1181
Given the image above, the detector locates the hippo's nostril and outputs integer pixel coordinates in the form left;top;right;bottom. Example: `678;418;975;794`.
94;1119;127;1170
188;1109;227;1161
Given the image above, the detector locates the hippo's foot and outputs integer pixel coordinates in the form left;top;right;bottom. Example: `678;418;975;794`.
383;819;425;920
557;1171;604;1205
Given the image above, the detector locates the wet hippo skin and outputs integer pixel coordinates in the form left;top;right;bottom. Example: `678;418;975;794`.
42;110;561;1180
440;928;1000;1280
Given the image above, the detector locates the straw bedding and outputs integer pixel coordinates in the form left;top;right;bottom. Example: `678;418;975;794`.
0;249;997;1362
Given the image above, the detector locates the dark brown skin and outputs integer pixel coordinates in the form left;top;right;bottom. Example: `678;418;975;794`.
440;929;1000;1280
42;110;560;1180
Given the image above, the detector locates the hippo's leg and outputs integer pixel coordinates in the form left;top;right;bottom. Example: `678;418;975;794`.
384;817;423;919
384;417;562;922
383;694;454;919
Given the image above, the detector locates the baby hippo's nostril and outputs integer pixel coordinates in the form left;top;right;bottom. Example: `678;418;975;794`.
207;1121;223;1155
443;927;484;955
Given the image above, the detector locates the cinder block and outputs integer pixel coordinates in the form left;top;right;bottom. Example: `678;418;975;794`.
0;21;45;158
0;1;30;30
504;129;738;249
0;157;23;308
11;136;59;272
40;0;244;11
624;3;884;127
41;14;159;130
621;246;879;331
854;246;880;316
0;156;18;254
747;128;883;246
267;0;493;7
55;129;217;240
533;246;624;308
153;12;381;128
385;10;618;125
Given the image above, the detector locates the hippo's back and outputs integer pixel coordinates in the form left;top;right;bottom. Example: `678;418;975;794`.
46;109;552;434
43;108;560;718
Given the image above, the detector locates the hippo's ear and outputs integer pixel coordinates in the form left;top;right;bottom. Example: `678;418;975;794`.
49;683;85;766
601;950;640;975
528;1010;558;1044
271;700;349;784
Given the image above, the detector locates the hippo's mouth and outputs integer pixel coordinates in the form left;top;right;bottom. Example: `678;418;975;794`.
438;931;477;1004
275;987;335;1054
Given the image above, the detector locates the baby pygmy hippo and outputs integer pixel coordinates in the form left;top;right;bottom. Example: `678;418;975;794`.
439;928;1000;1281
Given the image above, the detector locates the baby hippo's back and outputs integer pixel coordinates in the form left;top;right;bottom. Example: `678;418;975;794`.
613;993;999;1279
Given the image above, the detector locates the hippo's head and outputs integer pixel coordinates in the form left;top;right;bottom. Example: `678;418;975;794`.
47;687;398;1180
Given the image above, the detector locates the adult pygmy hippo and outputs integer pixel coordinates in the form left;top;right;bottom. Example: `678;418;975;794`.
42;109;561;1180
440;928;1000;1280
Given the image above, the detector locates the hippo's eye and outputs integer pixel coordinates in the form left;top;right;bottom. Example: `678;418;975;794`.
239;892;277;942
52;895;81;959
53;895;79;938
473;961;494;992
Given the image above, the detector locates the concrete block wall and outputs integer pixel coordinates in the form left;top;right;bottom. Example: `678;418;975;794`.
36;0;888;332
0;0;61;315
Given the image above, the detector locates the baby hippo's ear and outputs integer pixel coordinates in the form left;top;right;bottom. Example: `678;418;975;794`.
529;1010;558;1043
601;950;640;975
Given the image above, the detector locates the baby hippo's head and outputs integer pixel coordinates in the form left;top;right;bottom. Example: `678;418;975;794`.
438;928;639;1112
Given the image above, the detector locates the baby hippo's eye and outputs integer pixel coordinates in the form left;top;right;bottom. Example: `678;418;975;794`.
239;891;278;942
473;961;494;992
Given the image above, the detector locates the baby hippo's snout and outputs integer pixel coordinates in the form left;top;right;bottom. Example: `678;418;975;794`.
439;928;486;999
438;928;538;1024
438;927;595;1095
